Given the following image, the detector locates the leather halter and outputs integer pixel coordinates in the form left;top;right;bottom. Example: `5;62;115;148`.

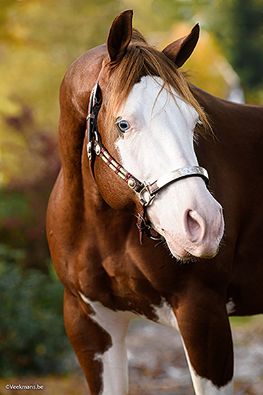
86;82;209;242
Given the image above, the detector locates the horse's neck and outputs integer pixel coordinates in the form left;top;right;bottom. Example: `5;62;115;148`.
59;45;107;182
192;85;263;229
192;85;263;138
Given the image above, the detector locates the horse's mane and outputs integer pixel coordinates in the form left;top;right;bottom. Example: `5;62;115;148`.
104;29;210;131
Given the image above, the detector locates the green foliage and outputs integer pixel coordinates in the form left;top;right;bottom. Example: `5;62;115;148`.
0;247;70;377
206;0;263;100
230;0;263;89
0;0;120;184
0;0;120;125
0;189;29;221
0;178;54;272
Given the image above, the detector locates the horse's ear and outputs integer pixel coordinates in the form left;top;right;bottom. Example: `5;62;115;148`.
107;10;133;63
162;24;200;68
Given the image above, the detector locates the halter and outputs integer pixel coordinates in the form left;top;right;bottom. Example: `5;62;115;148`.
86;82;209;242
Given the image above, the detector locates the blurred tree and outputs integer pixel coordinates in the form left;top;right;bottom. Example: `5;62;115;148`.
0;255;70;376
231;0;263;90
120;0;210;37
206;0;263;101
0;0;120;184
0;105;59;271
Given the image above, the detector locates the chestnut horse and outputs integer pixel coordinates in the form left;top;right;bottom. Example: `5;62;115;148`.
47;10;263;395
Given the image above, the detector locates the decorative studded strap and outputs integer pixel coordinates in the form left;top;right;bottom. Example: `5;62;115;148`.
92;140;143;192
86;83;144;192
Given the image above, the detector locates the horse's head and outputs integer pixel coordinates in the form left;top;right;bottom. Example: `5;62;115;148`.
90;10;224;262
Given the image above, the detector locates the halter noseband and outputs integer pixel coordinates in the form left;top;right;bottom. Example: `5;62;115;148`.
86;82;209;242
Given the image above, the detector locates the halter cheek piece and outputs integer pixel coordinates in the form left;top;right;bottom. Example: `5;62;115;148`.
86;83;209;243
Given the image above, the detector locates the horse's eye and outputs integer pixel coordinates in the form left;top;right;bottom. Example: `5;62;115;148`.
116;117;130;133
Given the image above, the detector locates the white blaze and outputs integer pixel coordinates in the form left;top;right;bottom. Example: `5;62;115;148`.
115;76;224;260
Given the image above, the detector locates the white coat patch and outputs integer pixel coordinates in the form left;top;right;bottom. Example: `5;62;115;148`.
79;292;134;395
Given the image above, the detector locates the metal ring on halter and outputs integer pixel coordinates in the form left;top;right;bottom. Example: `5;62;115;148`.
138;183;156;207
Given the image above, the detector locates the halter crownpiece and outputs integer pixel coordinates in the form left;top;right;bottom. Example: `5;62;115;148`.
86;82;209;241
86;83;102;161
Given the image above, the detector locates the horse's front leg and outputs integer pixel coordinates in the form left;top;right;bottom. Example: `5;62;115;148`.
64;288;131;395
174;286;234;395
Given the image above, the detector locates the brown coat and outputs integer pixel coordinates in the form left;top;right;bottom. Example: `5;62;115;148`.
47;10;263;395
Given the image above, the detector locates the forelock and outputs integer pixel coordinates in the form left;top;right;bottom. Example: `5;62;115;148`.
103;29;211;133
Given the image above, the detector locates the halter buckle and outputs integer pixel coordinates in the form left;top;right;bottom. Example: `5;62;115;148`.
138;183;156;207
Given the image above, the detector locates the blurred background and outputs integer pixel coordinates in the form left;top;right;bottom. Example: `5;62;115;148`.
0;0;262;394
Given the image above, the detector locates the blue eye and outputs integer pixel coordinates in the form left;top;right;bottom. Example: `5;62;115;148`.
116;117;130;133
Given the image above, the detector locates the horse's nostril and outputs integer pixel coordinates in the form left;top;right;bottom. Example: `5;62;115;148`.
188;211;200;232
184;210;205;243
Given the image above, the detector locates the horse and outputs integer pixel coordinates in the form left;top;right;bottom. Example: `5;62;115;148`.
46;10;263;395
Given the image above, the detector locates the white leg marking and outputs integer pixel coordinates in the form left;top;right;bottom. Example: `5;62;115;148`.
182;340;233;395
80;292;134;395
151;301;233;395
80;295;233;395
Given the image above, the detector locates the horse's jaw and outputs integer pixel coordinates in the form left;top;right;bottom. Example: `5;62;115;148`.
164;234;222;263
